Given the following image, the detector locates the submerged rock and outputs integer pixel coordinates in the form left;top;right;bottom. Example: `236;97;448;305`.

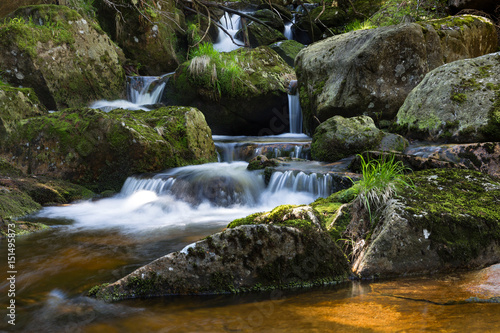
295;15;497;134
0;5;126;110
396;52;500;142
90;223;349;301
164;46;295;135
352;168;500;278
0;107;217;192
311;115;408;162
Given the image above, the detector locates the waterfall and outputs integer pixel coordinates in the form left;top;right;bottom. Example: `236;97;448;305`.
284;22;293;40
213;12;244;52
267;170;333;198
127;75;169;105
284;14;296;40
90;73;172;112
288;80;303;134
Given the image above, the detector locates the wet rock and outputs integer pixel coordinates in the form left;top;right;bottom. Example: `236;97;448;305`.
403;142;500;179
91;221;349;301
247;155;279;170
295;15;497;134
396;52;500;143
311;115;408;162
0;5;126;110
0;107;217;192
164;46;294;135
352;168;500;279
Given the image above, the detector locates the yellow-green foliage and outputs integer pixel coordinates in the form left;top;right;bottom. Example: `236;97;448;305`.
188;43;245;99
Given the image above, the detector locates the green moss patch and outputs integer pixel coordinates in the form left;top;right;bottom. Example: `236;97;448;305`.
400;168;500;265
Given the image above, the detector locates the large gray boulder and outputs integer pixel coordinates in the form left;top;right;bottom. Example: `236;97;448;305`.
396;52;500;142
352;168;500;278
311;115;408;162
295;15;498;134
90;222;349;301
0;5;126;110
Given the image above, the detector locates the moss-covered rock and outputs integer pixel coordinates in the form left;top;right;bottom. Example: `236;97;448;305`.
295;15;497;134
396;52;500;142
164;46;295;135
95;0;187;75
311;115;408;162
0;217;48;238
90;223;349;301
0;84;47;139
269;39;305;67
352;168;500;278
0;5;126;110
0;107;217;192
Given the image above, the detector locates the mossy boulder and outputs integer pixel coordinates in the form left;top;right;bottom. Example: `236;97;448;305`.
396;52;500;142
0;107;217;192
0;84;47;139
90;222;349;301
236;19;286;48
311;115;408;162
295;15;498;134
269;39;305;67
0;5;126;110
164;46;295;135
95;0;187;75
352;168;500;278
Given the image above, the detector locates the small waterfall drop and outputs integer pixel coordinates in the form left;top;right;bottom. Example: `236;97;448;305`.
127;75;168;105
284;22;293;40
267;171;332;198
90;73;172;112
288;80;303;134
284;14;296;40
213;12;244;52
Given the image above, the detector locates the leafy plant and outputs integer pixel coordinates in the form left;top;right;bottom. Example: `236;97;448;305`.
344;19;375;33
351;153;414;223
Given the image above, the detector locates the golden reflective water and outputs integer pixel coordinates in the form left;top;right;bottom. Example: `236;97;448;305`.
1;222;499;332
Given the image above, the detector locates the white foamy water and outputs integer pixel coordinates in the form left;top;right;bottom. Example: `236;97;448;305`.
36;162;321;233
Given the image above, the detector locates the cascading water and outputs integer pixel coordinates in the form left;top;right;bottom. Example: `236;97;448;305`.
90;73;172;112
284;14;296;40
267;170;333;198
213;12;244;52
288;80;303;134
127;75;169;105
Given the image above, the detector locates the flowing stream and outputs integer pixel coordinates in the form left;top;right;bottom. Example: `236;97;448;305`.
1;77;499;332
